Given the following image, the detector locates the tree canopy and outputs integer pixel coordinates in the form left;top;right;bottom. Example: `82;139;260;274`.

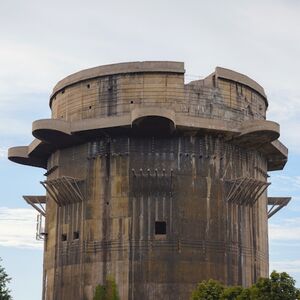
0;258;12;300
191;271;300;300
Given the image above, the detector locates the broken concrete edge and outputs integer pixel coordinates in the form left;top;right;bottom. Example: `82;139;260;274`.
195;67;268;108
215;67;268;104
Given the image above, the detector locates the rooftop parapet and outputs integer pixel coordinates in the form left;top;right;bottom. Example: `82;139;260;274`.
50;61;185;107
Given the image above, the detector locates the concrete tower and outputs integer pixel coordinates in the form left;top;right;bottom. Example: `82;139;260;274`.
9;62;290;300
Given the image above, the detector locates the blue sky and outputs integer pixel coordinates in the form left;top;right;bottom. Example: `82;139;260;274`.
0;0;300;299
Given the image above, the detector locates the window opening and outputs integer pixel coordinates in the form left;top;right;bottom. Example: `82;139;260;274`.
155;221;166;235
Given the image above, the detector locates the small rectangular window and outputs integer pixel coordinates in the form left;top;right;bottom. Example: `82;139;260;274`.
73;231;79;240
212;75;216;88
61;234;67;241
236;84;243;96
155;221;166;235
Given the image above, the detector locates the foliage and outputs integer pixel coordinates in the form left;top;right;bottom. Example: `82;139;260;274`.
93;276;119;300
191;271;300;300
0;259;12;300
221;286;243;299
191;279;224;300
93;284;106;300
236;288;252;300
251;271;300;300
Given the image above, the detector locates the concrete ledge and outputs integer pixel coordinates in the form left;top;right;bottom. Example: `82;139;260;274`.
28;139;44;155
33;119;71;135
10;115;287;170
8;146;47;168
32;114;236;143
71;115;131;133
234;120;280;146
176;115;240;134
271;139;288;157
263;140;288;171
32;119;73;145
28;139;55;158
240;120;279;134
131;107;176;128
8;146;28;159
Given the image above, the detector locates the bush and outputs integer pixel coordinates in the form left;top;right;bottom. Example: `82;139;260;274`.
93;276;119;300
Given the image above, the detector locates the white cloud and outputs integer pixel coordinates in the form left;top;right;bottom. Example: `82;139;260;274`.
0;119;32;138
266;90;300;154
0;207;43;249
0;147;7;159
268;174;300;195
0;40;79;95
270;260;300;274
269;217;300;241
287;197;300;213
0;92;49;139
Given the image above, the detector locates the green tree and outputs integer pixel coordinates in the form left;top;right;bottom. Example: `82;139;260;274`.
93;277;119;300
191;279;224;300
0;259;12;300
191;271;300;300
251;271;300;300
221;286;243;299
236;288;252;300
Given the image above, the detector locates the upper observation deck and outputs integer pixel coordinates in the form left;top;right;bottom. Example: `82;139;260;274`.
8;61;287;171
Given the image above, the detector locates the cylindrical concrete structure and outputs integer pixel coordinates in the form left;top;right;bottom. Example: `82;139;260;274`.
9;62;288;300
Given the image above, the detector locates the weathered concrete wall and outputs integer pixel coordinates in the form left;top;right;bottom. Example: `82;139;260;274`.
51;72;184;121
51;70;266;125
43;134;268;300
